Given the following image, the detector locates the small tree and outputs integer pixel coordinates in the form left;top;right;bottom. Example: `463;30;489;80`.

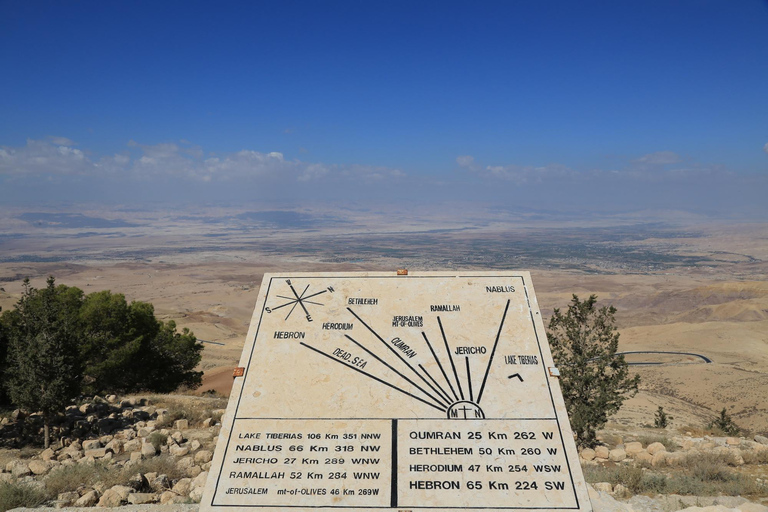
5;278;83;448
547;294;640;448
709;407;740;435
654;406;672;428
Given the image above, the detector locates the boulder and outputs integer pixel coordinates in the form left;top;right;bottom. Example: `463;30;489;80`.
608;448;626;462
726;437;741;446
594;446;610;459
151;474;171;492
192;471;209;489
188;465;203;478
170;444;190;457
172;477;192;496
190;439;202;451
28;459;53;475
75;490;100;507
98;488;125;507
754;435;768;445
105;439;124;455
40;447;57;461
128;472;149;491
635;451;653;464
580;448;596;461
57;491;80;507
141;442;157;458
9;460;31;477
123;438;142;452
202;418;215;428
651;451;668;467
177;455;195;471
624;441;643;455
593;482;613;493
82;439;102;450
127;493;158;504
160;491;180;504
612;483;629;497
647;442;667;455
195;450;213;464
172;431;184;444
174;419;189;430
85;448;108;458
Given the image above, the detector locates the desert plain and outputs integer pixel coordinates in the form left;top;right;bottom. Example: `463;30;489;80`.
0;203;766;435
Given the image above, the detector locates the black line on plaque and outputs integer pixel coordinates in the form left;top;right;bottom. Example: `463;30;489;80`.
477;299;511;404
299;342;446;412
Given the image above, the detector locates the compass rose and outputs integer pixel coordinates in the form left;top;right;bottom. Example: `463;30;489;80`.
265;279;334;322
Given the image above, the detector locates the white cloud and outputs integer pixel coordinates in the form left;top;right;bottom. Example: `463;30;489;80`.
633;151;681;165
49;136;77;146
763;142;768;155
456;155;475;167
0;138;404;187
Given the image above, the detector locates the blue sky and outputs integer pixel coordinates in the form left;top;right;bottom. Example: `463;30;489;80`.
1;1;767;215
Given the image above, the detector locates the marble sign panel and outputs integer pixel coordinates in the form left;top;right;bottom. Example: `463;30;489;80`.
200;271;592;512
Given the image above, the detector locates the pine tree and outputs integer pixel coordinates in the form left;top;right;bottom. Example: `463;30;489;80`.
5;277;83;448
654;406;672;428
547;294;640;448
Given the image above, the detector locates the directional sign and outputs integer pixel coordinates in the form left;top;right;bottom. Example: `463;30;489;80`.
200;271;592;512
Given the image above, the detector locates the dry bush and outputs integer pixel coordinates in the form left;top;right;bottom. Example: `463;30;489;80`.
44;462;110;496
0;481;49;512
742;449;768;465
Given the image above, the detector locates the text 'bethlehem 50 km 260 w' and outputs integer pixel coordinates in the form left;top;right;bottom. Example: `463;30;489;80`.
200;271;592;512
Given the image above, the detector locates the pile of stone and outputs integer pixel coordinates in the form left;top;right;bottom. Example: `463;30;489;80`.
0;395;224;507
580;433;768;468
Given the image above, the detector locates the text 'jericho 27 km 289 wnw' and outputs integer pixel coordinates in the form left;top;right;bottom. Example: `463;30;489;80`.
200;271;592;512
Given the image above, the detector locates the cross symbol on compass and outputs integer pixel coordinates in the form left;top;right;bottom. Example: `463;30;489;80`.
265;279;334;322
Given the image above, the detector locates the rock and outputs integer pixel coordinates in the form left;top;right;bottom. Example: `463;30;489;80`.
82;439;102;450
188;465;202;478
127;492;158;504
130;451;142;463
170;444;190;457
141;442;157;458
586;484;634;512
192;471;209;489
195;449;213;464
151;474;171;491
41;447;57;461
593;482;613;493
172;431;184;444
172;478;192;496
137;426;155;437
647;442;666;455
635;451;653;464
612;483;628;497
594;446;610;459
98;488;125;507
190;439;202;451
739;503;768;512
624;441;643;455
9;460;31;477
651;451;668;467
174;419;189;430
754;435;768;445
177;455;195;471
128;472;149;491
202;417;215;427
57;491;80;507
0;473;14;483
79;403;94;415
105;439;124;455
78;455;96;465
124;438;142;452
28;459;52;475
608;448;626;462
580;448;596;461
106;394;118;403
85;448;108;458
75;490;100;507
190;487;203;502
160;491;179;504
726;437;741;446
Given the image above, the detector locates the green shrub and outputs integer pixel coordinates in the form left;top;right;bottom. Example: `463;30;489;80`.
708;408;740;436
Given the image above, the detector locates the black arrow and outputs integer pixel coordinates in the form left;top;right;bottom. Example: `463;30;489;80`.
508;373;524;382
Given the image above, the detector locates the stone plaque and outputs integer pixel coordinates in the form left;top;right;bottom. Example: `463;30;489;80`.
200;271;592;512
